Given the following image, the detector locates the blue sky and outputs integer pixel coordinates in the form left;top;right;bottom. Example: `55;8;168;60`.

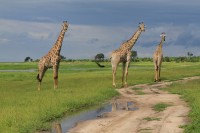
0;0;200;62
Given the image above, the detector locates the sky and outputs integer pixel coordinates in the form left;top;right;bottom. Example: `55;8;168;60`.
0;0;200;62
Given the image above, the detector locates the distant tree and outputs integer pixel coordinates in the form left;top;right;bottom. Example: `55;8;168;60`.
187;52;193;57
140;57;153;62
94;53;105;67
60;55;66;60
163;56;170;62
95;53;104;61
175;56;187;63
24;57;32;62
131;50;138;61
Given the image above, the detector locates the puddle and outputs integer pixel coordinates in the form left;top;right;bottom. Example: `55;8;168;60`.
51;102;138;133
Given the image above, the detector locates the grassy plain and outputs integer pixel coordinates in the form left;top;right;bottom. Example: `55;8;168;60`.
0;61;200;133
164;79;200;133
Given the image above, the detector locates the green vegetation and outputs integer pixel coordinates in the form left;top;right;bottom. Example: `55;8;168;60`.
135;90;146;95
152;103;172;112
131;87;145;95
143;117;161;121
131;87;143;90
0;61;200;133
164;79;200;133
138;128;152;132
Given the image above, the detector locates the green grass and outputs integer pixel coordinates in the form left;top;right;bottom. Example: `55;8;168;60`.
143;117;161;121
0;61;200;133
135;90;146;95
131;87;143;90
152;103;172;112
131;87;146;95
164;79;200;133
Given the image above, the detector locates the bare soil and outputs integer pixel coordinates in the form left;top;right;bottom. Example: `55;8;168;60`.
68;76;200;133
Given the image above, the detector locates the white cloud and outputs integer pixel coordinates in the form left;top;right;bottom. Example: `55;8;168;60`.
0;18;200;61
0;19;61;43
28;32;50;40
0;38;9;44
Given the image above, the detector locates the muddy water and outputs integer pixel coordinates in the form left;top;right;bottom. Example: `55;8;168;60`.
51;104;111;133
51;102;137;133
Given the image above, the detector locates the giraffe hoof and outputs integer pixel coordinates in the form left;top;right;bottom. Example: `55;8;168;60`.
121;84;128;88
124;84;128;88
154;79;158;82
54;87;58;89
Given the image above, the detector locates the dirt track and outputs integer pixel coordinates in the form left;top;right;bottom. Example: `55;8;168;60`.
68;76;200;133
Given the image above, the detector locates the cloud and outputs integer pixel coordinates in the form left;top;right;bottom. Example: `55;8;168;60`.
28;32;50;40
0;38;9;44
1;18;200;61
1;0;200;61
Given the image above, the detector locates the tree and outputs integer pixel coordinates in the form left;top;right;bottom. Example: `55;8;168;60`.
187;52;193;57
60;55;66;60
131;50;137;61
24;57;32;62
94;53;105;67
163;56;170;62
95;53;104;61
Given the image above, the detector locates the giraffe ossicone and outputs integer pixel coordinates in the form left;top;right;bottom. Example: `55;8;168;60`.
37;21;69;90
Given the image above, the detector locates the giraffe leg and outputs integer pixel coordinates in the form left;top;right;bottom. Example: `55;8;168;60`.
111;55;120;88
121;62;126;87
156;69;159;82
53;65;59;89
158;67;161;81
158;57;162;82
154;69;157;82
112;65;117;87
153;60;158;82
154;66;158;82
37;66;48;90
124;61;130;87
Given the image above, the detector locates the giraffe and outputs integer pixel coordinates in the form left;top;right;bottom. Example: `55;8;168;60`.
153;32;166;82
37;21;69;90
111;22;145;87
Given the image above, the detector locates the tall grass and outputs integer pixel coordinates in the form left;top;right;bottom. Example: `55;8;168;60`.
0;61;200;132
164;79;200;133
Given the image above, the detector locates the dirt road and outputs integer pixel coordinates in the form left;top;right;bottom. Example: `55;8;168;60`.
69;76;200;133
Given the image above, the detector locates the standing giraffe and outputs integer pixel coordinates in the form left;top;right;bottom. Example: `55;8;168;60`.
111;22;145;87
153;32;166;82
37;21;69;90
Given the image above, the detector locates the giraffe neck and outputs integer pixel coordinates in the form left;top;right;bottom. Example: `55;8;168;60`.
120;28;142;50
156;37;164;52
51;29;66;54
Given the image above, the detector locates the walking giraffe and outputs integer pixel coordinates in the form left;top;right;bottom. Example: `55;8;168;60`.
111;22;145;87
37;21;69;90
153;32;166;82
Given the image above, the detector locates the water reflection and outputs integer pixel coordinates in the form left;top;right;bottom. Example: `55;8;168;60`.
54;123;62;133
50;101;138;133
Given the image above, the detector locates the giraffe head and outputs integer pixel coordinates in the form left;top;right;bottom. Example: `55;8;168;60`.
62;21;69;31
160;32;166;41
138;22;145;32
